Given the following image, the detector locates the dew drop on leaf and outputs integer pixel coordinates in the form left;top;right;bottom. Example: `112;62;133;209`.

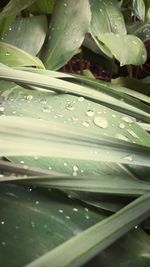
58;209;63;213
82;121;90;127
127;129;139;138
121;116;134;123
73;165;79;172
0;106;5;112
93;116;108;128
119;123;125;129
66;104;75;111
73;208;78;212
115;133;129;141
124;155;133;161
86;110;95;117
78;97;84;102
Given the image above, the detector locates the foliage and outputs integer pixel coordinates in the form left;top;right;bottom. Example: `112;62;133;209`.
0;1;150;267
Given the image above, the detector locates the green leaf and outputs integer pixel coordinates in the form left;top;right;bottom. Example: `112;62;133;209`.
89;0;126;58
0;183;104;267
28;0;55;14
1;115;150;166
0;66;149;122
0;0;37;19
1;15;48;55
42;0;91;70
0;15;15;37
97;33;147;66
0;42;45;68
132;0;145;21
87;229;150;267
25;193;150;267
2;173;150;196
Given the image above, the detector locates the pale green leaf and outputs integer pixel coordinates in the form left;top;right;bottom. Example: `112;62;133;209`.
97;33;147;66
0;42;44;68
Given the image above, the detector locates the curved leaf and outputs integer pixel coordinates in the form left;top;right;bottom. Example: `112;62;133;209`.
0;42;44;68
42;0;91;70
97;33;147;66
2;15;48;55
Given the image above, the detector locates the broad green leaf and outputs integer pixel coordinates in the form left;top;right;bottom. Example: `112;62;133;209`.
2;174;150;196
97;33;147;66
0;15;15;37
132;0;145;21
0;0;37;19
0;42;44;68
42;0;91;70
0;183;104;267
1;116;150;166
90;0;126;34
1;15;48;55
89;0;126;57
0;66;149;122
25;193;150;267
28;0;55;14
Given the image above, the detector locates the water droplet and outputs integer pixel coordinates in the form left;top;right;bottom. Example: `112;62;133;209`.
25;95;33;101
85;215;90;219
42;107;51;113
132;40;137;45
93;116;108;128
1;241;6;246
86;110;95;117
34;156;38;160
1;221;5;225
78;97;84;102
20;160;24;164
35;201;39;205
82;121;90;127
73;165;78;172
127;129;138;138
121;116;134;123
124;155;133;161
65;216;70;219
85;208;89;212
66;103;75;111
40;99;47;104
112;114;116;118
115;133;129;141
64;162;68;166
31;221;35;228
48;166;52;170
5;52;10;56
63;3;67;7
119;123;125;129
73;208;78;212
72;116;78;121
58;209;63;213
0;106;5;112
